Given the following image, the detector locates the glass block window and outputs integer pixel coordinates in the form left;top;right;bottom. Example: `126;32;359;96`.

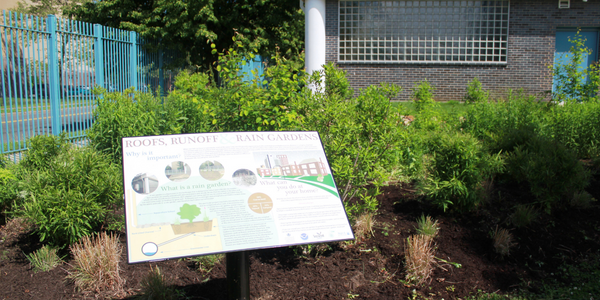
338;0;510;64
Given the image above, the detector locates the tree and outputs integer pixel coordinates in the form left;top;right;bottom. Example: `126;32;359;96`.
177;203;201;223
64;0;304;71
15;0;88;17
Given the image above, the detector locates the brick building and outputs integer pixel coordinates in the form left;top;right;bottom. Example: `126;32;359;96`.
305;0;600;101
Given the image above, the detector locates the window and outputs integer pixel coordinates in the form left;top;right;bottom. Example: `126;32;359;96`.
338;0;509;64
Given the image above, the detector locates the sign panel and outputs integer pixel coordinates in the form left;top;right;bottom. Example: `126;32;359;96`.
122;131;354;263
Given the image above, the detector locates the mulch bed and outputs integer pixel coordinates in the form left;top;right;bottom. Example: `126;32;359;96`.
1;173;599;299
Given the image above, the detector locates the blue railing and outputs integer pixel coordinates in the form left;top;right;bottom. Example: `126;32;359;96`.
0;11;178;161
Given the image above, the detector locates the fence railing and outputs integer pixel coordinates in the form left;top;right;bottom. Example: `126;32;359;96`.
0;11;179;161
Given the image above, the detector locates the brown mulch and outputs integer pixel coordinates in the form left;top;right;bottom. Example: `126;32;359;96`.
1;173;599;300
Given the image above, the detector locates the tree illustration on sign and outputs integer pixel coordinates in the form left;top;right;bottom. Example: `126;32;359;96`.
178;204;201;223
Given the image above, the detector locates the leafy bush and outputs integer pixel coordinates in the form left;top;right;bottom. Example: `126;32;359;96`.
418;131;504;212
88;88;182;163
293;65;403;216
167;50;304;134
461;90;546;150
505;135;589;212
412;80;437;112
543;98;600;158
0;166;17;223
15;135;122;247
463;77;489;104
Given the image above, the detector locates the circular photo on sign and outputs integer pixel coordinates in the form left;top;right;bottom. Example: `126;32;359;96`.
165;161;191;182
199;160;225;181
131;173;159;194
232;169;257;187
142;242;158;256
248;192;273;214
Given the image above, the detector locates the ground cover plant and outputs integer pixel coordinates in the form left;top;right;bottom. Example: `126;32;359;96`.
0;49;599;299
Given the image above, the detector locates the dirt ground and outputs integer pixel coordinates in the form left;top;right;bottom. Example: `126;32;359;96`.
1;173;599;300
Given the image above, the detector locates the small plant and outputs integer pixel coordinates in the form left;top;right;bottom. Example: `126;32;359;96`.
404;234;435;286
193;254;224;274
138;266;176;300
67;232;124;294
414;215;439;238
354;211;376;242
463;77;489;104
570;191;597;209
412;80;437;112
510;205;538;228
24;245;63;273
491;226;514;257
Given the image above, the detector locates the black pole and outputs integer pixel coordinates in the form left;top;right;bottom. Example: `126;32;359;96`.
226;251;250;300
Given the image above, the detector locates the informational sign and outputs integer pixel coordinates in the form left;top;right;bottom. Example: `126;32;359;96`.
122;131;354;263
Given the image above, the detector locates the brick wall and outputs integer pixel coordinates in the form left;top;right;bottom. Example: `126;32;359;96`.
325;0;600;101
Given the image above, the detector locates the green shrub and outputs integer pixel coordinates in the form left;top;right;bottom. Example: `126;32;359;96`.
166;50;304;133
15;137;122;247
0;167;17;223
20;133;71;170
505;135;589;213
88;88;182;163
293;67;403;216
543;98;600;158
418;131;504;212
461;90;547;151
412;80;437;112
463;77;489;104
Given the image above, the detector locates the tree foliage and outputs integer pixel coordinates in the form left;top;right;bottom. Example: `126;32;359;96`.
65;0;304;70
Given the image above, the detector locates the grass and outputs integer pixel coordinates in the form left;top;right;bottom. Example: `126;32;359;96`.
491;226;515;257
192;254;224;274
138;266;177;300
354;211;376;242
67;232;124;294
414;215;439;238
24;245;63;272
404;234;435;286
510;205;538;228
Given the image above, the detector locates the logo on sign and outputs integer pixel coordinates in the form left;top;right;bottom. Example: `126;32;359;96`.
313;232;324;238
300;233;309;240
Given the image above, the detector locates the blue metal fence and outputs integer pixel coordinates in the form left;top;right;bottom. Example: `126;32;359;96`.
0;11;177;161
1;10;266;161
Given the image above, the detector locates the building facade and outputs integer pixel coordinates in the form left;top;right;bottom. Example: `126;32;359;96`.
311;0;600;101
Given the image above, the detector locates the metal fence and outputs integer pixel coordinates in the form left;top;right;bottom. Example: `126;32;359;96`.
0;11;181;161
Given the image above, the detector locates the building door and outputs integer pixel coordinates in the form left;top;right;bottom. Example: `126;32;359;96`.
553;29;599;97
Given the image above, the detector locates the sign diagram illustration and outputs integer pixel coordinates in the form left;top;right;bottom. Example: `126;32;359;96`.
122;132;354;264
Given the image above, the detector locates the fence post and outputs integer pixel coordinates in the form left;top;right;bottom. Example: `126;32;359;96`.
129;31;138;91
47;15;61;136
94;24;104;90
158;49;164;96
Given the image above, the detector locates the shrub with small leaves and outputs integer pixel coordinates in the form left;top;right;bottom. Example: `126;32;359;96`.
463;77;489;104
